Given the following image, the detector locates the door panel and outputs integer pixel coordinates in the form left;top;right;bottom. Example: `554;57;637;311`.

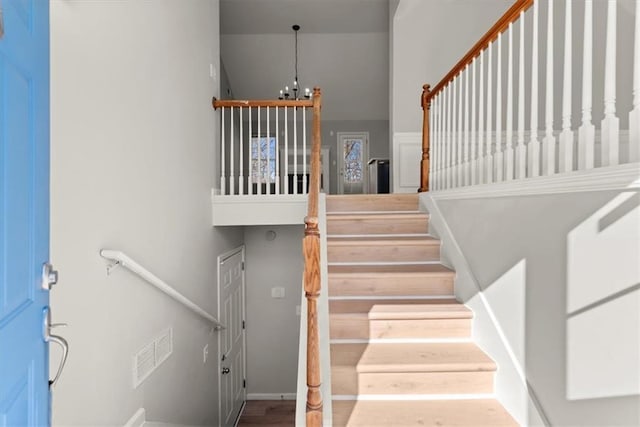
0;0;50;425
218;248;246;427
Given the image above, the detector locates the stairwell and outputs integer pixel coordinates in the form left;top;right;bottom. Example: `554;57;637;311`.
325;194;517;426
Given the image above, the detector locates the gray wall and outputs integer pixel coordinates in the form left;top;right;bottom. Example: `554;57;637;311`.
50;0;243;425
433;190;640;426
323;119;389;194
244;226;303;396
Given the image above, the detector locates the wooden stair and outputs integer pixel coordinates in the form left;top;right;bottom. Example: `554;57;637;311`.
326;194;517;426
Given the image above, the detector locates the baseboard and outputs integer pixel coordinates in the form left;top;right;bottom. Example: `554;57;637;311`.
247;393;297;400
124;408;146;427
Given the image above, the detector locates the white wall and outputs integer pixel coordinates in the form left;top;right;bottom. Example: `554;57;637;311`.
50;1;243;425
243;226;303;397
391;0;509;134
425;189;640;426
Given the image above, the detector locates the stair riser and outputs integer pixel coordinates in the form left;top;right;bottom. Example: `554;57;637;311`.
327;195;418;212
328;244;440;263
327;218;428;235
330;318;471;339
329;276;454;297
331;370;495;395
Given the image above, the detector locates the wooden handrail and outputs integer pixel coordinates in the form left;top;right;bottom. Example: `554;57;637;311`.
212;98;313;109
303;87;323;426
427;0;533;101
419;0;532;192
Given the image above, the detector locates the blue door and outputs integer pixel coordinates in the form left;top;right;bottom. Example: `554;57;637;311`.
0;0;52;425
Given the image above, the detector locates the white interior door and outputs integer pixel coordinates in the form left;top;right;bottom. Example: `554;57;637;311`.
337;132;369;194
218;247;246;427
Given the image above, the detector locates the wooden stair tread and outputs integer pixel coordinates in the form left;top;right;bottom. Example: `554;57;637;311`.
328;212;428;220
329;263;454;275
330;343;496;373
327;235;439;245
329;300;471;319
331;399;518;426
327;194;419;212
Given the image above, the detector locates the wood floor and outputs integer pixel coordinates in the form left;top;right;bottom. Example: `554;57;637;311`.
236;400;295;427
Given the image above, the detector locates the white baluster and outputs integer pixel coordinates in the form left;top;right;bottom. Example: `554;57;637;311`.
275;107;280;194
505;22;515;181
239;107;244;195
221;107;226;195
578;0;595;170
543;0;556;176
451;81;457;188
471;58;478;185
457;74;464;187
602;0;619;167
438;94;443;189
464;64;471;186
432;95;437;190
257;106;262;195
266;107;270;195
479;50;485;184
284;107;289;194
486;41;494;184
629;0;640;163
230;107;235;194
529;0;541;177
248;107;253;195
496;32;504;182
303;107;307;194
516;12;527;179
447;84;454;189
559;0;574;173
293;105;298;194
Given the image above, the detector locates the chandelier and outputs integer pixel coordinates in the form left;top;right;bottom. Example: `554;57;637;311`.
279;25;311;100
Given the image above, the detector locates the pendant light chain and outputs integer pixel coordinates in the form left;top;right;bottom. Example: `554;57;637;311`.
279;24;311;100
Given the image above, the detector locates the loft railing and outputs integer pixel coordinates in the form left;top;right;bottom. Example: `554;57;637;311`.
302;88;323;426
420;0;640;192
212;98;315;195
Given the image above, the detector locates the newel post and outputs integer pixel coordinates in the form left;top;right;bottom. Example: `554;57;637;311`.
305;86;323;427
304;216;322;426
419;84;431;192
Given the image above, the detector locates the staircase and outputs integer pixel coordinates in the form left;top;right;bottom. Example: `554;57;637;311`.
326;194;517;426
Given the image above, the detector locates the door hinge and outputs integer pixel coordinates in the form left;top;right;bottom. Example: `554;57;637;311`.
242;320;245;329
243;379;246;388
241;261;245;271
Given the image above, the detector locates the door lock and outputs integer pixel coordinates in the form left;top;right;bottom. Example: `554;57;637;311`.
42;263;59;290
221;367;230;375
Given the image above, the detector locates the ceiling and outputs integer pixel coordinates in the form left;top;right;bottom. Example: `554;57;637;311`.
219;0;390;122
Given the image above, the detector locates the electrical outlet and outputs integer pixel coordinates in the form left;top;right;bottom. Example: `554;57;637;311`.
203;344;209;364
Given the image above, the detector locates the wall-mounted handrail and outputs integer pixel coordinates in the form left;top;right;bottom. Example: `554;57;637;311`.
303;88;323;426
100;249;225;330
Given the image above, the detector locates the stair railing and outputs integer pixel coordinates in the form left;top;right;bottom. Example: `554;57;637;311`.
420;0;640;192
212;97;315;195
303;88;323;426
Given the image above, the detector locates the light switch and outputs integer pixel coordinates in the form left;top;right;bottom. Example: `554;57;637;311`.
271;287;285;299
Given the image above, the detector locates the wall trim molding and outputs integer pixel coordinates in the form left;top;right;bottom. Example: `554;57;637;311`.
246;393;297;400
392;132;422;193
429;163;640;200
123;408;146;427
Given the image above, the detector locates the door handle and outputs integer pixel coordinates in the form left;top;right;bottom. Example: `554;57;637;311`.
43;308;69;389
221;367;230;375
